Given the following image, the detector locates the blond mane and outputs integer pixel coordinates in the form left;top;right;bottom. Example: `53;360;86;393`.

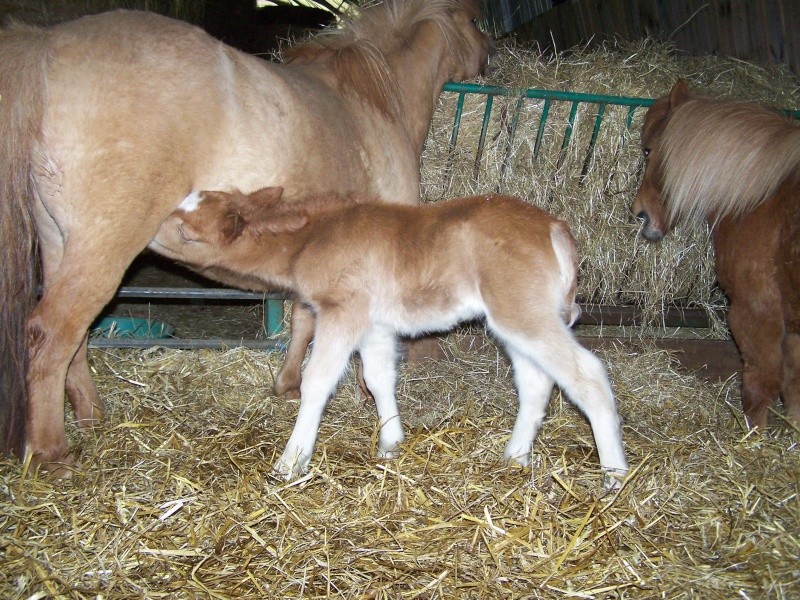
284;0;482;117
660;96;800;225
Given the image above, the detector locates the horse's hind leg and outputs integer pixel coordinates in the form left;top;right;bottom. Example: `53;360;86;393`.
728;300;783;429
503;347;554;467
781;332;800;427
274;302;314;398
65;335;103;426
26;228;151;472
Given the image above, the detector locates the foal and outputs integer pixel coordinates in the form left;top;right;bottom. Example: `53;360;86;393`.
153;188;628;484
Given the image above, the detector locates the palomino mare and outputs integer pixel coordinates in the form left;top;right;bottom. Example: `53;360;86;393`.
152;188;629;487
0;0;493;472
632;79;800;429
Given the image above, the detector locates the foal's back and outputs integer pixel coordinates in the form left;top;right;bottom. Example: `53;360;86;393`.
291;194;572;332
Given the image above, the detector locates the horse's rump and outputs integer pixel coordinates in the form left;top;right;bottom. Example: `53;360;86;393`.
660;96;800;224
0;23;50;455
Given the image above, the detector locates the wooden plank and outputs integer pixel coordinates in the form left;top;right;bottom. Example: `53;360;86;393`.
401;334;741;383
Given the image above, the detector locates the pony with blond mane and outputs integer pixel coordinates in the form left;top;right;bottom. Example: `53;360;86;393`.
0;0;493;473
633;79;800;429
152;187;629;488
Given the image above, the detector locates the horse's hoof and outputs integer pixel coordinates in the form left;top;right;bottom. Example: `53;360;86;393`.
503;447;531;468
27;447;78;479
273;383;301;399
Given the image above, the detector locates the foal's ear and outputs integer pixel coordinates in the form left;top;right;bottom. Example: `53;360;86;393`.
249;186;285;207
669;79;690;108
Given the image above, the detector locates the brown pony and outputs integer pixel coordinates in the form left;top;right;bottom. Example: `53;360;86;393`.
152;188;629;487
632;79;800;429
0;1;493;472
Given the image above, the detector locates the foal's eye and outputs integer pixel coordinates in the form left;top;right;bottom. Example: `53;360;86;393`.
643;147;651;158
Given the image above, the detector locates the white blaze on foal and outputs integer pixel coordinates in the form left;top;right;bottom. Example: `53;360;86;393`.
154;187;629;487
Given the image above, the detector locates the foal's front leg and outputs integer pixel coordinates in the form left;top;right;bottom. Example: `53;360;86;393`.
273;313;365;478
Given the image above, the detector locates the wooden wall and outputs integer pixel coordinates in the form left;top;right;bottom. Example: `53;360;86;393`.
512;0;800;76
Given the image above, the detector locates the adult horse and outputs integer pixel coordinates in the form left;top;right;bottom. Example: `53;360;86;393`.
0;0;493;473
632;79;800;429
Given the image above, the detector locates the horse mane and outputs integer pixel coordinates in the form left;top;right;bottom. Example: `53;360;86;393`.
659;95;800;224
284;0;482;118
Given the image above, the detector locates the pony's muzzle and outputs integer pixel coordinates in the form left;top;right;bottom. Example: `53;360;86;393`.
634;210;664;242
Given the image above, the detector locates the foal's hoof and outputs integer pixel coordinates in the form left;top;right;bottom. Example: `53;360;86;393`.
273;454;308;480
601;468;628;492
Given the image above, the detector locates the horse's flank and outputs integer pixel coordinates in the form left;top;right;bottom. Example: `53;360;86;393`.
660;94;800;226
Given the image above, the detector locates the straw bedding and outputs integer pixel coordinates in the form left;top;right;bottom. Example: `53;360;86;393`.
1;340;799;598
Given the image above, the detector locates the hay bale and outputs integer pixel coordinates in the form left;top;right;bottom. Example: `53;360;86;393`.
421;40;800;330
1;345;798;598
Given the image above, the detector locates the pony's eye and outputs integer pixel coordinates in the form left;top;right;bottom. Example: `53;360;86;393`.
643;147;651;158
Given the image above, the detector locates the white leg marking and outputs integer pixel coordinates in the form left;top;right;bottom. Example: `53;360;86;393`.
359;326;404;458
274;318;361;479
503;347;554;467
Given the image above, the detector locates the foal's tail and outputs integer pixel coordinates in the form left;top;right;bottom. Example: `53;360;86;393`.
550;220;581;327
0;24;49;456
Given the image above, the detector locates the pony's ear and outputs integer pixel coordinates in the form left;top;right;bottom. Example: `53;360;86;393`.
669;79;691;108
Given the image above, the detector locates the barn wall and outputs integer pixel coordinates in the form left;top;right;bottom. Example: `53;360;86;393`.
511;0;800;77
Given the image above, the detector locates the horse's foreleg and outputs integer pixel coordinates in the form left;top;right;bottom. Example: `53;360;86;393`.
274;302;315;398
273;313;364;478
728;300;783;430
502;347;554;467
65;335;104;426
358;326;403;458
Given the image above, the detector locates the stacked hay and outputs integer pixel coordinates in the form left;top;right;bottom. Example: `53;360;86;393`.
421;40;800;329
1;344;798;598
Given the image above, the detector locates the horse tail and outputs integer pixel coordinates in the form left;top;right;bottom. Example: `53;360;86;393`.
550;219;581;327
0;24;49;456
661;97;800;224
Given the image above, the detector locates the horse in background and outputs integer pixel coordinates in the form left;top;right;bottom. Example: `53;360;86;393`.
0;0;493;473
632;79;800;430
153;187;629;488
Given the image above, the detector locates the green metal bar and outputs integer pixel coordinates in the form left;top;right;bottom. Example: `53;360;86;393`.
499;94;525;189
560;100;580;153
443;81;655;108
580;103;607;180
265;299;284;336
473;94;494;181
448;92;467;151
533;98;551;159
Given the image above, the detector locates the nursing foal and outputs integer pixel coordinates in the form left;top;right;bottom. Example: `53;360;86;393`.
153;188;628;485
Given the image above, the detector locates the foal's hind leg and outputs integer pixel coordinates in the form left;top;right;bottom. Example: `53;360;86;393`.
358;326;403;458
274;302;314;398
492;320;628;486
503;347;554;467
